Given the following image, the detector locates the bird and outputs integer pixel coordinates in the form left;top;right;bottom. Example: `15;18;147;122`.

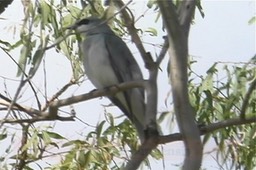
68;17;146;142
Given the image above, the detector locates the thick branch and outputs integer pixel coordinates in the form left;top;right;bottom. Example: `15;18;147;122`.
111;2;159;169
177;1;196;37
125;137;158;170
157;1;202;170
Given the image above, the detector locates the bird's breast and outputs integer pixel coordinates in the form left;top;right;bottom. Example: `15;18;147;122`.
81;36;119;89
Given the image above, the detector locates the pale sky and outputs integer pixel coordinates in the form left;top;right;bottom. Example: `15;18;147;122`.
0;0;255;169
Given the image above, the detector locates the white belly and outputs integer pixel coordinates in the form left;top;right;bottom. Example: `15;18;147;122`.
81;36;119;88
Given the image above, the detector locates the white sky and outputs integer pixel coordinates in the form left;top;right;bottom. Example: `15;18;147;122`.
0;0;255;169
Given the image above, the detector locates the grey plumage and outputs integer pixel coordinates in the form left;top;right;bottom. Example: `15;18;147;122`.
68;17;145;142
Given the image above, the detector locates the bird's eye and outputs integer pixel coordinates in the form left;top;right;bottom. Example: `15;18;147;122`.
78;19;90;25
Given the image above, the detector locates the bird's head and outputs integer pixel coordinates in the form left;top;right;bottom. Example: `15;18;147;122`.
67;17;112;35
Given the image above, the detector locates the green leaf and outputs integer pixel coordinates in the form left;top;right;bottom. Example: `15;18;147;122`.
96;121;106;138
17;46;28;76
203;90;213;110
59;41;70;57
145;27;158;36
77;150;89;168
28;49;44;77
9;39;23;50
44;131;66;140
201;74;214;91
83;151;92;168
147;0;157;9
203;133;211;145
49;142;59;149
157;111;169;124
40;1;51;28
42;131;52;144
0;133;7;140
28;35;49;77
23;165;34;170
62;140;88;147
49;6;58;37
196;0;205;18
0;39;11;48
150;148;163;160
106;112;114;127
62;13;75;28
21;132;39;152
62;0;67;6
206;62;217;74
248;16;256;25
66;6;84;20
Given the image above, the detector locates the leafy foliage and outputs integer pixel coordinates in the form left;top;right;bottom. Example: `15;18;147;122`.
0;0;255;170
189;58;256;169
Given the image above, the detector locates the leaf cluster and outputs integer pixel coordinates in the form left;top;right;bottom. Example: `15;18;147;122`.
189;58;256;169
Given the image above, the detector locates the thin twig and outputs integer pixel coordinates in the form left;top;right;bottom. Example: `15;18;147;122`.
0;47;41;110
41;78;77;112
156;36;169;65
125;136;158;170
0;116;74;124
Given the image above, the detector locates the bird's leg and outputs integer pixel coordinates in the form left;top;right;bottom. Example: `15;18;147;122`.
144;124;159;140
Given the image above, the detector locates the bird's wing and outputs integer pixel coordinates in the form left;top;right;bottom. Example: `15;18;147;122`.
104;34;145;126
104;34;143;89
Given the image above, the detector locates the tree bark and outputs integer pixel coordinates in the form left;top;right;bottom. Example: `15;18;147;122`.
157;1;203;169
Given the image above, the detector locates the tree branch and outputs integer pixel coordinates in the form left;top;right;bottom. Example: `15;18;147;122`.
111;3;159;169
125;115;256;169
49;80;145;115
0;47;42;111
124;137;158;170
156;36;169;66
0;94;45;118
16;124;29;170
0;81;145;123
157;1;202;170
0;116;74;124
159;116;256;144
41;78;77;112
177;1;196;37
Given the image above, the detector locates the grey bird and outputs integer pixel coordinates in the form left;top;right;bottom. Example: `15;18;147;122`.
68;17;145;142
